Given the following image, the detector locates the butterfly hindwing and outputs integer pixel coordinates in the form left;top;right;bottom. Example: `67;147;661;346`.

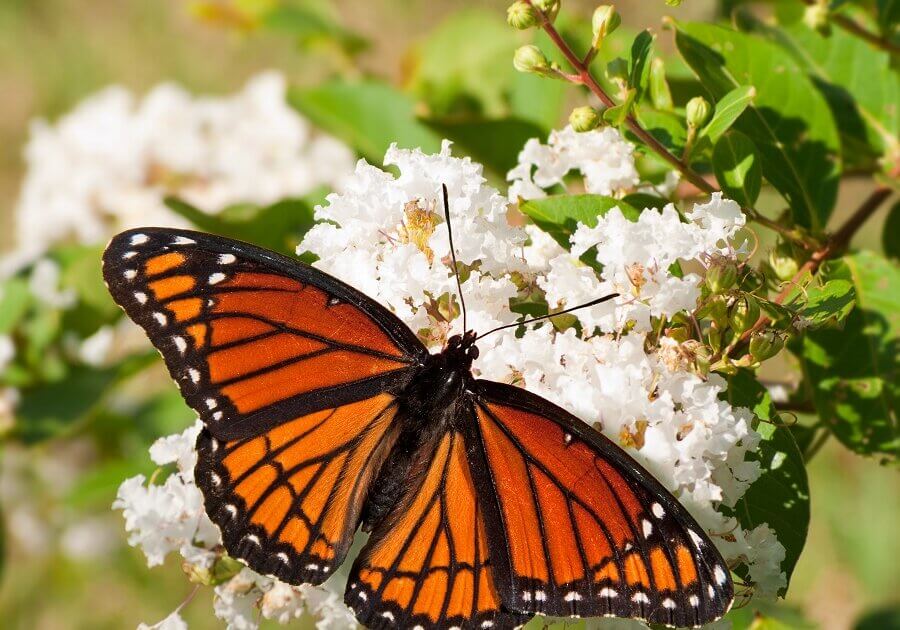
196;392;402;584
102;228;427;440
469;380;734;628
346;430;528;630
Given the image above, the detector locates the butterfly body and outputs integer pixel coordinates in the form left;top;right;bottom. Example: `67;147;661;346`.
103;227;734;629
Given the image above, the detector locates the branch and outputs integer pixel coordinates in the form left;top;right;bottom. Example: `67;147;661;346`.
799;0;900;56
534;10;805;245
734;183;895;347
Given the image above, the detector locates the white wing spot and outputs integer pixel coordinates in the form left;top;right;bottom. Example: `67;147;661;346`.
632;592;650;604
564;591;582;602
210;438;219;452
521;591;532;601
213;411;223;421
689;595;699;607
642;519;653;538
564;433;572;444
173;236;196;245
134;292;148;304
153;312;167;326
219;254;237;264
306;564;319;570
652;503;665;518
210;472;221;487
188;368;200;383
206;398;217;409
624;542;633;551
173;336;187;354
124;269;137;280
277;553;290;565
245;534;260;546
663;598;676;609
122;251;137;259
225;504;238;518
381;612;394;621
707;585;716;598
357;592;367;601
535;590;546;601
130;234;149;245
481;623;494;629
208;273;226;285
599;588;617;598
714;565;727;585
414;626;425;630
689;530;704;548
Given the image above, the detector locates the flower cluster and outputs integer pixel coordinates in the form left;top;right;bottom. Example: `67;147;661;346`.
507;124;640;200
4;71;354;272
114;134;785;627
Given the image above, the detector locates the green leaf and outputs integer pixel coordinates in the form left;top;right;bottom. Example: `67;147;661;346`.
603;88;636;127
673;22;841;231
793;279;857;327
404;9;518;118
622;192;669;210
0;278;31;334
883;200;900;260
649;58;674;111
289;80;442;164
712;130;762;207
262;2;367;56
634;107;687;155
14;351;156;444
699;84;756;145
628;30;655;100
424;117;544;179
726;370;810;594
165;195;321;257
519;195;640;249
736;6;899;169
797;253;899;460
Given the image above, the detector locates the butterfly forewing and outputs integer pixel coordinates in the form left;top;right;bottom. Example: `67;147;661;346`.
102;228;427;440
469;380;734;627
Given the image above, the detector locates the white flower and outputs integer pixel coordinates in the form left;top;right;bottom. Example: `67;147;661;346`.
507;125;639;200
28;259;76;308
0;335;14;372
214;569;266;630
138;610;188;630
4;71;354;273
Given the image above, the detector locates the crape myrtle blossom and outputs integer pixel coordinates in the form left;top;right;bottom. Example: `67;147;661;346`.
115;139;785;628
4;71;354;273
507;124;640;200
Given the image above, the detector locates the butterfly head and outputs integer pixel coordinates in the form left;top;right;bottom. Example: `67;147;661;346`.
445;330;479;368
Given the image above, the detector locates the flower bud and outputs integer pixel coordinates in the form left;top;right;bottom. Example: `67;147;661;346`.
707;326;722;354
686;96;712;129
803;2;831;35
569;105;601;132
728;294;761;334
696;294;729;329
706;258;738;293
749;330;784;362
768;242;799;282
514;45;551;75
592;5;621;45
533;0;560;20
507;1;539;29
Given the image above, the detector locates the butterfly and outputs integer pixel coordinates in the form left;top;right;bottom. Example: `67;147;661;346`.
103;210;734;629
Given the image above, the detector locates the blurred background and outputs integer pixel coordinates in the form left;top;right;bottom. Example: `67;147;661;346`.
0;1;896;628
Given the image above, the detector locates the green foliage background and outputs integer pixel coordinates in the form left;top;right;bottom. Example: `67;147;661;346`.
0;0;897;629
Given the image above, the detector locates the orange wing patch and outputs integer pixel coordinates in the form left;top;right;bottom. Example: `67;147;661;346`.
102;229;424;441
196;393;400;585
474;392;734;627
346;432;527;630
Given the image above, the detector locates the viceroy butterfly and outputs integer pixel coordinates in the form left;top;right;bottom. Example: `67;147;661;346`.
102;190;733;629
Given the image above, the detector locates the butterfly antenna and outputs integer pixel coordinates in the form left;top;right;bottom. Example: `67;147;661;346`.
442;183;468;333
475;293;619;340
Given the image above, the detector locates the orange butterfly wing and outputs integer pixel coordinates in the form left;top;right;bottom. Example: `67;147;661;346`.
103;228;428;584
102;228;427;440
470;381;734;627
196;392;401;584
346;431;527;630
